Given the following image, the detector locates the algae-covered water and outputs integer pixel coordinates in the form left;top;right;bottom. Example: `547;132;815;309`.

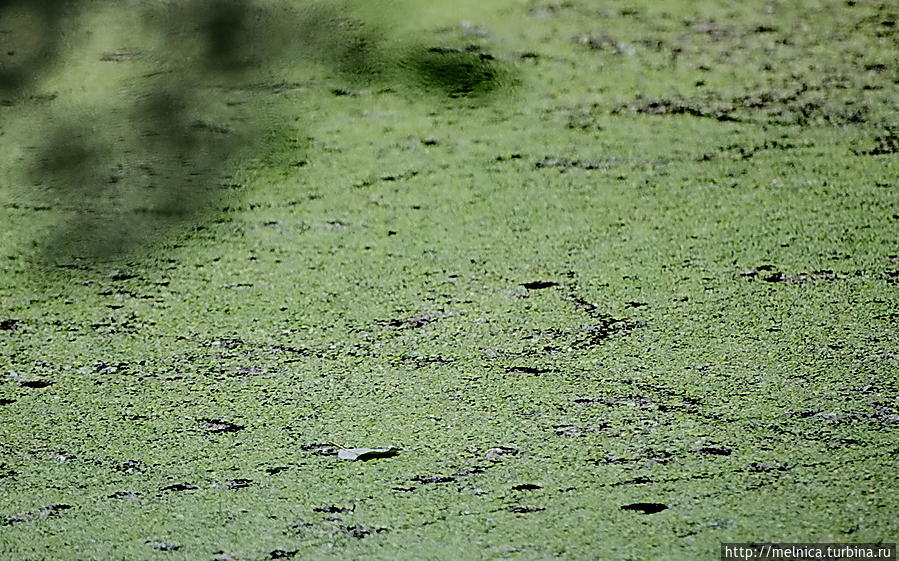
1;1;897;559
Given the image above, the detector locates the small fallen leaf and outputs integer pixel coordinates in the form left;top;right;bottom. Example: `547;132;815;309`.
485;446;518;462
337;447;400;461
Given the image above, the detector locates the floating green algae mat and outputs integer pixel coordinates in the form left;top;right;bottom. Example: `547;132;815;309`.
1;0;897;559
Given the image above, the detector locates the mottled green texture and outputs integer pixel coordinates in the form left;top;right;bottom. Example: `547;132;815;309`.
1;1;897;560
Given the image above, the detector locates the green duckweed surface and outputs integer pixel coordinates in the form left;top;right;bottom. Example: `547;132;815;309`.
0;1;897;560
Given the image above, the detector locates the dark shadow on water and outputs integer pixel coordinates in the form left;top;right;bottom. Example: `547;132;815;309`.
2;0;516;265
0;0;69;94
404;46;511;97
200;1;257;73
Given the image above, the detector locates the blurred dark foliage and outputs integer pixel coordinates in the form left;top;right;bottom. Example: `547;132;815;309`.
0;0;513;262
0;0;68;94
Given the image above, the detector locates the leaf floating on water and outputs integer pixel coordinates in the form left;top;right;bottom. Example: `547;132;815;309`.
336;447;400;461
485;446;518;462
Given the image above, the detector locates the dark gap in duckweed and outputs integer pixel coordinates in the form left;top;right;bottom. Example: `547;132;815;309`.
613;81;874;126
287;519;386;540
613;476;654;486
854;132;898;155
453;465;490;477
353;169;420;188
114;459;143;473
199;418;245;433
573;315;639;347
509;505;545;514
3;504;72;525
694;446;733;456
160;482;199;492
534;156;630;170
375;312;447;330
0;318;21;330
312;505;354;514
590;451;895;494
698;139;798;162
269;550;298;560
738;267;847;283
108;491;142;501
147;540;181;552
522;281;559;289
411;474;456;484
391;354;455;367
511;483;542;491
18;380;53;389
576;395;654;407
621;503;668;514
506;366;551;374
343;525;385;539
